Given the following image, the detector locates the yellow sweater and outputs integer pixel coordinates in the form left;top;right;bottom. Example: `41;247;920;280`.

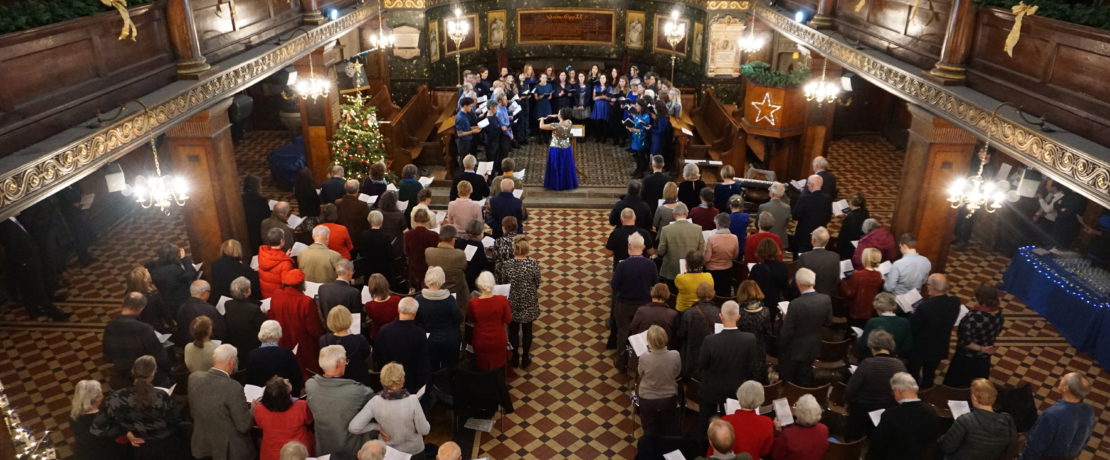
674;272;714;311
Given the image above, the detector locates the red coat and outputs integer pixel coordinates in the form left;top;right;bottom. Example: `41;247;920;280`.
743;232;784;264
366;295;401;341
716;410;774;458
467;295;511;371
321;222;354;259
404;227;440;288
257;245;294;299
852;227;898;269
839;268;884;320
267;287;324;378
253;399;314;460
689;206;720;231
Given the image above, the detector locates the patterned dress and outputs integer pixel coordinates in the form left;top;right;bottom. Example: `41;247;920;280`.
738;301;773;383
499;257;541;323
944;308;1004;387
91;386;188;459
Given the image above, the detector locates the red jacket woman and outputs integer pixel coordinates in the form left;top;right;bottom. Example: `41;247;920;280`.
467;286;512;371
253;378;315;460
267;269;324;378
840;247;885;328
257;245;294;299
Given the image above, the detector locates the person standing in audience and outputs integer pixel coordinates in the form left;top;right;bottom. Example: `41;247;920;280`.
657;203;705;286
490;157;524;193
695;419;753;460
416;266;463;372
791;175;832;254
348;363;431;457
866;372;940;460
795;227;840;296
944;284;1005;387
126;266;173;333
454;97;481;166
853;218;898;269
735;281;771;382
357;211;399;290
743;212;783;264
689;188;719;231
188;344;256;460
446;181;482;228
1019;372;1096;460
606;208;653;268
397;164;423;209
456;219;492;289
404;209;440;290
718;381;773;458
318;259;362;319
488;179;528;238
675;251;714;311
103;292;171;386
696;301;760;431
725;196;750;258
242;175;272;251
501;236;542;368
261;202;298;253
268;269;325;378
425;225;471;309
811;156;838;200
375;297;430;393
677;283;720;379
637;325;681;435
69;380;131;460
363;274;400;342
437;441;463;460
410;188;437;232
611;232;657;360
210;239;260;302
677;163;706;210
748;239;789;312
336;180;372;246
777;268;832;385
840;248;884;329
258;227;296;299
629;284;680;369
247;320;304;396
147;243;198;315
490;216;520;273
306;345;375;458
299;225;343;284
450;155;490;201
319;165;347;205
608;180;653;231
704;213;739;297
908;274;961;388
759;182;792;252
837;193;870;260
91;355;187;460
320;306;372;385
319;204;354;259
855;293;913;358
938;378;1016;459
883;233;931;295
468;271;511;371
652;182;681;232
845;330;906;441
361;162;390;199
254;376;315;460
712;168;742;213
771;393;829;460
173;280;227;348
184;316;217;374
294;169;322;219
641;155;672;214
358;440;387;460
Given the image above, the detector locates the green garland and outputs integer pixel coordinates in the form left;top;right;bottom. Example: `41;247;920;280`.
0;0;155;35
740;61;811;88
973;0;1110;30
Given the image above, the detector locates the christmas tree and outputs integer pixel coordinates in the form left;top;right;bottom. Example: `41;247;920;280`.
330;92;388;181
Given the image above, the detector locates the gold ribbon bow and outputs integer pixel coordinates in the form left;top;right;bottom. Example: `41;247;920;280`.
100;0;137;40
1004;2;1038;57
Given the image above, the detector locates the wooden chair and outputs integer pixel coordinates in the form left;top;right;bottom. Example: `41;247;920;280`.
783;381;830;407
812;361;849;387
818;337;852;363
763;380;783;403
820;409;849;439
921;384;971;416
828;380;848;413
823;437;865;460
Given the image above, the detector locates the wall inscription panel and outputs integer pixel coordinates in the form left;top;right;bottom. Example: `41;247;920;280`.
515;8;616;45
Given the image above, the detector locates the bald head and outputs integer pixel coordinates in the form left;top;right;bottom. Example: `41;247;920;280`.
357;440;386;460
345;179;360;195
926;273;949;295
1060;372;1092;401
190;280;211;300
807;174;823;192
500;178;515;192
272;201;290;218
620;208;636;224
707;419;735;455
436;442;462;460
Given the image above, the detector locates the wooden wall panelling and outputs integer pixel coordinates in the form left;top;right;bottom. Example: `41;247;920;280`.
834;0;949;70
193;0;303;63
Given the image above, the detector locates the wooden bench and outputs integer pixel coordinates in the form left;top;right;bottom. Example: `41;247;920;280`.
367;84;399;121
673;88;746;177
379;85;453;170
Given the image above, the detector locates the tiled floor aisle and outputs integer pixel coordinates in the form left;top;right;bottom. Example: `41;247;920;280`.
0;133;1106;459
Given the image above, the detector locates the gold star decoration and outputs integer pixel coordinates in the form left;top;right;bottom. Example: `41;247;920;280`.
750;92;782;126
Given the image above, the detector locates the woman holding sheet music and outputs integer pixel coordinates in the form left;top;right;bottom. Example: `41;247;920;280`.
467;271;512;371
553;71;573;112
608;76;630;146
589;74;611;143
540;108;579;191
626;100;652;177
89;355;188;460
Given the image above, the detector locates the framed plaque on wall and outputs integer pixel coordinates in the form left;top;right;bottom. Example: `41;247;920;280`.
516;8;616;45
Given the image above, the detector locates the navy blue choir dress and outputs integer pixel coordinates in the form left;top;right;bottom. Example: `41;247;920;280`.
543;121;579;191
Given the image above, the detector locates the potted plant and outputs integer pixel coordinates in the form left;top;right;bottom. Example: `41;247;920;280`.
740;61;809;138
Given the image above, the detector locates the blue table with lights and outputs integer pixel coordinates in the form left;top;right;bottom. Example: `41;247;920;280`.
1003;246;1110;368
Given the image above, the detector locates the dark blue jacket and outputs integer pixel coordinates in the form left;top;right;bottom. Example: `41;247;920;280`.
488;192;526;238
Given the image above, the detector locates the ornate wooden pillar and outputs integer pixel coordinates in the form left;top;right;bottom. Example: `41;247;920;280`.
926;0;977;85
165;98;248;269
301;0;326;25
297;45;340;183
810;0;839;29
166;0;211;78
892;104;977;272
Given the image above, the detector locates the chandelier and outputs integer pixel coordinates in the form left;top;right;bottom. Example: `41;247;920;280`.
132;138;189;215
804;57;842;106
947;104;1008;214
368;0;395;49
446;7;470;86
288;50;331;102
662;9;687;82
737;13;765;54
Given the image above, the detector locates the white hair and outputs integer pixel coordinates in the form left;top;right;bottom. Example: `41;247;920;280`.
319;344;347;372
331;165;345;177
336;259;354;277
672;202;689;217
620;207;636;221
683;163;700;180
807;174;823;190
812;156;829;170
811;227;830;247
628;232;645;249
736;380;765;410
312;225;331;241
368;210;384;227
795;267;816;288
70;380;102;419
463;154;477;169
769;182;785;198
795;394;823;426
476;271;496;292
721;300;740;321
212;344;238;365
230;276;252;300
258;320;283;343
890;372;919;392
190;280;211;297
862;218;881;233
425;266;446;289
398;296;419;315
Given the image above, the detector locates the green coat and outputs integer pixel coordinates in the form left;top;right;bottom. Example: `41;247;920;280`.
856;314;913;357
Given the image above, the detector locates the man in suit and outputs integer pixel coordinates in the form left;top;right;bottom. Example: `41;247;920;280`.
867;372;940;460
260;201;297;252
0;216;70;321
223;277;267;364
488;179;527;238
103;292;171;385
335;179;371;241
450;154;490;201
318;259;362;318
778;268;833;385
812;156;838;200
174;280;228;347
305;345;375;458
608;180;653;231
188;344;256;460
319;164;347;204
641;155;673;217
697;301;760;431
425;225;471;310
758;182;792;252
795;226;840;295
907;274;960;388
791;175;833;254
298;225;343;284
374;297;431;393
657;203;706;283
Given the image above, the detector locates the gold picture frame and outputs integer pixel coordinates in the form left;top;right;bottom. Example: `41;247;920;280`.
487;10;508;49
652;13;689;56
428;19;440;62
515;8;617;46
444;13;480;55
692;22;705;63
626;11;646;49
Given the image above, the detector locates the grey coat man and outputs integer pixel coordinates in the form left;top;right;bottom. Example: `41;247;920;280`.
187;368;255;460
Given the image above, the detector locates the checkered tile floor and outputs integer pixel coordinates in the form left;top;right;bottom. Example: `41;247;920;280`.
0;134;1107;459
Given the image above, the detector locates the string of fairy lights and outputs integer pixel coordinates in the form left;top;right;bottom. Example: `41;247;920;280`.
0;380;56;460
1015;246;1110;309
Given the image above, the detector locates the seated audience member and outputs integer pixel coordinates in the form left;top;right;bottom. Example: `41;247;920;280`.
855;292;913;358
839;247;884;329
704;213;739;297
188;344;256;460
146;243;198;313
845;330;906;441
748;239;789;312
70;380;131;460
306;345;375;458
103;292;171;386
743;212;783;264
410;188;437;231
1019;372;1096;460
637;325;681;435
364;274;400;341
867;372;940;460
852;218;897;269
944;284;1005;388
676;282;720;379
90;356;187;460
450;155;491;201
697;301;760;431
488;178;528;238
258;227;296;299
908;273;961;389
658;203;705;285
795;227;839;296
375;297;431;394
184;316;217;374
320;306;372;385
348;362;431;457
608;180;653;231
416;266;464;372
210;239;260;302
606;208;654;268
718;381;773;458
356;211;397;287
457;218;493;288
173;280;227;347
771;394;829;460
652;182;681;232
500;236;543;368
357;440;387;460
437;441;463;460
318;259;363;319
254;376;315;460
268;269;325;378
468;271;512;371
425;225;471;308
758;182;791;252
883;233;931;295
735;281;771;382
689;187;720;231
612;233;657;371
677;163;706;210
675;251;714;312
446;180;483;228
224;276;267;363
938;378;1016;460
404;209;440;289
247;320;304;396
126;266;173;333
320;203;354;259
299;225;343;284
280;441;309;460
695;419;753;460
777;268;833;385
